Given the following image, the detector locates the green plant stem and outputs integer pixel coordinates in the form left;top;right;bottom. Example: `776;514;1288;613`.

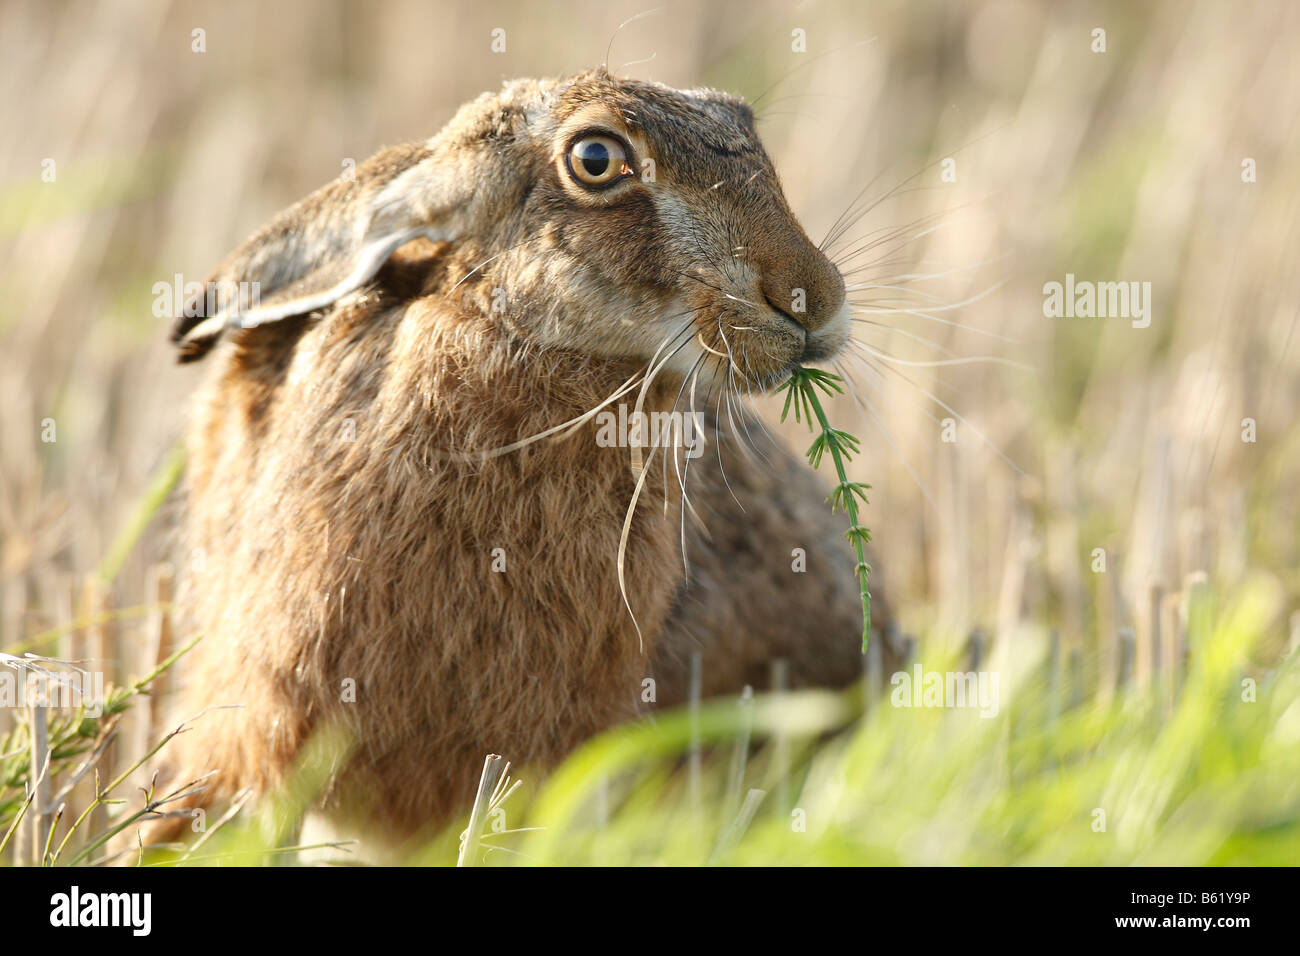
779;367;872;651
806;392;872;649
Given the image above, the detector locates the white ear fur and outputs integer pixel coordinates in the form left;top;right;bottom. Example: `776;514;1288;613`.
182;224;448;344
175;149;469;361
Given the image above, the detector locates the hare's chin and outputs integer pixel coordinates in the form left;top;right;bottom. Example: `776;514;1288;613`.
800;300;852;363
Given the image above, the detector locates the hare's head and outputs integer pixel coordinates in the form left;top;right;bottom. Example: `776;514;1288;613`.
174;70;848;389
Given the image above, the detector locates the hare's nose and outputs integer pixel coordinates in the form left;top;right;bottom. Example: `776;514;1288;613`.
754;231;846;334
761;290;805;335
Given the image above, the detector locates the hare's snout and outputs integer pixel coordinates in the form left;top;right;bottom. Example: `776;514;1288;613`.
756;282;850;362
757;261;850;365
691;236;850;389
699;200;850;385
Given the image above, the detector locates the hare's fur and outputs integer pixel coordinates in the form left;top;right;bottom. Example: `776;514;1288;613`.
163;71;894;844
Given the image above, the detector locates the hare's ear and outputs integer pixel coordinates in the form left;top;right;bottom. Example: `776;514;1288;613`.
171;144;468;363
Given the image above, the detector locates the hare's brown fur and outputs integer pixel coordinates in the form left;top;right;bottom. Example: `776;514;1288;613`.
177;242;688;836
162;71;894;843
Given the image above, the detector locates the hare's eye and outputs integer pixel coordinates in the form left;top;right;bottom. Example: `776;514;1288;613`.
567;135;632;188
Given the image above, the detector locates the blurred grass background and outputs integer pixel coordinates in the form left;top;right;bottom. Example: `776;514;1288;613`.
1;0;1298;864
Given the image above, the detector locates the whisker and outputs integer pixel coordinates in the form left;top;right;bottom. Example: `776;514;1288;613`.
841;344;1024;475
851;303;1020;345
821;123;1008;253
603;7;664;74
850;340;1032;371
460;313;698;461
831;357;939;514
852;317;959;357
850;278;1009;315
748;37;878;114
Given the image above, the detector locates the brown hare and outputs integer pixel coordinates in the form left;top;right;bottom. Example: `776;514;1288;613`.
160;69;895;847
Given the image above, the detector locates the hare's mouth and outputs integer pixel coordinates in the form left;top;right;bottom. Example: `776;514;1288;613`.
799;301;851;363
654;289;850;392
761;293;808;339
735;298;851;389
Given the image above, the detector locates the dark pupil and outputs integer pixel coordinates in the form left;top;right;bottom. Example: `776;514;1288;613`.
579;141;611;177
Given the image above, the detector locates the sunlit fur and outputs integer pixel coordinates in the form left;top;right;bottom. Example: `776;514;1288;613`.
158;70;894;847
